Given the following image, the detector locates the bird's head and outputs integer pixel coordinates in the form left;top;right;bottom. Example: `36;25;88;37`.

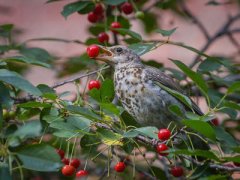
96;45;141;69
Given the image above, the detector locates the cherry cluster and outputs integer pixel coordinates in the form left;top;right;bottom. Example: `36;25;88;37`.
56;149;88;178
79;2;144;44
156;128;184;177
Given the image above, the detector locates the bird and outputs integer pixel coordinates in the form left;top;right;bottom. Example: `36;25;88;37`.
95;45;204;129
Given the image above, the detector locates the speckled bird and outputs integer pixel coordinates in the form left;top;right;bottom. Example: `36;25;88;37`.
96;45;203;128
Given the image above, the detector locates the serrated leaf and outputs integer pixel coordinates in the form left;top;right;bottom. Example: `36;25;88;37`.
223;156;240;163
170;149;219;161
1;56;50;68
16;144;62;172
129;42;157;56
172;59;208;96
124;126;158;139
155;27;177;36
182;120;216;141
66;105;101;121
97;128;123;146
103;0;127;5
155;82;193;110
100;79;114;103
198;58;221;72
214;126;238;153
0;69;42;96
0;82;13;109
18;102;51;108
61;1;93;18
12;121;42;140
227;81;240;94
114;28;142;41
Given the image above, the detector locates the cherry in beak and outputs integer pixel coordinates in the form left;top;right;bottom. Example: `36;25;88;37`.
95;45;114;63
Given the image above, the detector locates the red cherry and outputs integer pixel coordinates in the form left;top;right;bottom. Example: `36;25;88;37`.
211;118;219;126
234;162;240;167
61;165;76;176
70;158;81;169
110;22;121;34
87;12;98;23
114;162;126;172
98;32;109;43
87;45;100;58
76;170;88;178
156;144;169;156
62;158;69;165
56;149;65;159
94;4;104;15
158;129;171;141
88;80;101;90
121;2;133;15
170;166;184;177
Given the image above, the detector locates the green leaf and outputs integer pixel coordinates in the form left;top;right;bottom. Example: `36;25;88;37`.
214;126;238;153
143;60;163;69
66;115;91;133
129;42;157;56
66;105;101;121
18;102;51;108
155;27;177;37
124;126;158;139
114;28;142;41
100;79;115;103
0;82;13;109
53;130;76;138
0;24;13;38
89;88;101;102
227;81;240;94
12;121;42;140
155;82;193;110
198;58;221;72
151;166;167;180
1;56;50;68
199;175;228;180
16;144;62;172
140;12;157;33
182;120;216;141
103;0;127;5
171;149;219;161
168;104;184;117
61;1;94;18
20;47;52;64
223;101;240;111
223;156;240;163
100;103;120;116
0;163;11;180
97;128;123;146
0;69;42;96
171;60;208;96
0;105;2;129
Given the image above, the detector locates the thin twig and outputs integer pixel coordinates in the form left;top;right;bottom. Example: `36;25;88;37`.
52;65;110;88
189;14;240;68
180;1;210;40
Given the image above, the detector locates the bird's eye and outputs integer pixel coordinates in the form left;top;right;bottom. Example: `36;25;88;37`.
116;47;123;53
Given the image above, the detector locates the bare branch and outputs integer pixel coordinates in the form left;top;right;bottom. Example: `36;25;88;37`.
189;14;240;68
52;65;110;88
180;2;210;40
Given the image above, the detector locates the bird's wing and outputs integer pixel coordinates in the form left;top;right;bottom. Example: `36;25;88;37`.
145;66;204;116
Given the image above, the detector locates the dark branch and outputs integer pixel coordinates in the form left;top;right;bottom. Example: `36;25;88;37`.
180;2;210;40
189;14;240;68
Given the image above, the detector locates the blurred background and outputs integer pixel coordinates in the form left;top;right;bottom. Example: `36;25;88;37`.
1;0;239;87
1;0;240;179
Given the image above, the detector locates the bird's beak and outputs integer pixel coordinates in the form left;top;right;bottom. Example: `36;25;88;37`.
95;46;114;64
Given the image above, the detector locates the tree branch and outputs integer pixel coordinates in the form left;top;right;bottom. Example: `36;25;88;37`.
189;14;240;68
180;1;210;40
